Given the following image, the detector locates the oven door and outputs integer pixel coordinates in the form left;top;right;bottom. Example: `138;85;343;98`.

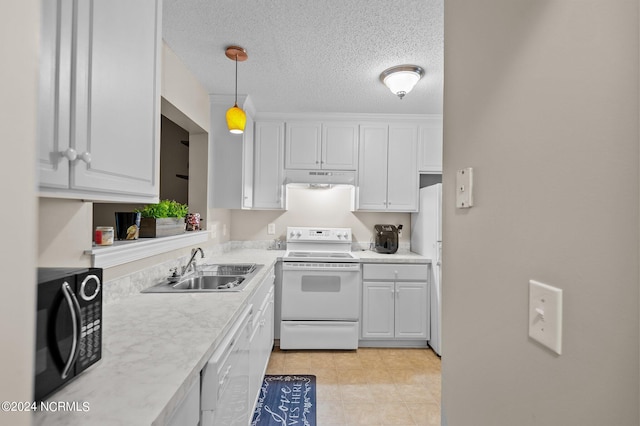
281;262;361;321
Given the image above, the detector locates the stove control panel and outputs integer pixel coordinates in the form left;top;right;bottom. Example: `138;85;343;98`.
286;227;352;242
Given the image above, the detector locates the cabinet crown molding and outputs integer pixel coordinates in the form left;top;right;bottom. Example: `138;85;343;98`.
254;111;442;122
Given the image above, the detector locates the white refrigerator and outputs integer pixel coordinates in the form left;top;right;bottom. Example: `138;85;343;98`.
411;183;442;356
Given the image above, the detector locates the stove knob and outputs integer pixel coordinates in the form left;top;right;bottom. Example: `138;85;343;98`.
296;231;302;237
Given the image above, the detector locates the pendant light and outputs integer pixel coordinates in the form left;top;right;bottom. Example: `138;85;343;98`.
225;46;248;134
380;65;424;99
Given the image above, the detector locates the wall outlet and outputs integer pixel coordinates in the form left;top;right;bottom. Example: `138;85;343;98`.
529;280;563;355
267;223;276;235
222;224;227;237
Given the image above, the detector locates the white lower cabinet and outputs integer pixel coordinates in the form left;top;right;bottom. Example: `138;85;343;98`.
200;268;275;425
249;285;275;409
361;264;430;341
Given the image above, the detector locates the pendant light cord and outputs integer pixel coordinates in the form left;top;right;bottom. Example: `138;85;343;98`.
234;54;238;106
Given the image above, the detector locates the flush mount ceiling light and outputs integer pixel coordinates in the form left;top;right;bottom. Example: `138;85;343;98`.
225;46;248;134
379;65;425;99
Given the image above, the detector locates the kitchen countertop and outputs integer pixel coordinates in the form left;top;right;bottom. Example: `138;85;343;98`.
352;248;431;263
33;247;430;426
33;249;283;426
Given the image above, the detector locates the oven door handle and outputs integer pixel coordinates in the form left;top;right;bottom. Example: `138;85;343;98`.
60;282;82;379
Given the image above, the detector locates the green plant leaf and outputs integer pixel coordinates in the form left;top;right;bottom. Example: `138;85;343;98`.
136;199;189;219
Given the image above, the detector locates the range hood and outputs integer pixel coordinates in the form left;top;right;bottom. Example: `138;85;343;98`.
283;169;356;186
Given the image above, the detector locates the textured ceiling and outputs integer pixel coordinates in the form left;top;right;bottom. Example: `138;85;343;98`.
162;0;443;115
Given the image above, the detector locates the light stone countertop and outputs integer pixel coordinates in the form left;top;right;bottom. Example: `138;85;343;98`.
352;248;431;263
33;249;284;426
33;247;429;426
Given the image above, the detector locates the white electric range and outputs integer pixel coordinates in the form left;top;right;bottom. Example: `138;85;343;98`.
280;227;361;350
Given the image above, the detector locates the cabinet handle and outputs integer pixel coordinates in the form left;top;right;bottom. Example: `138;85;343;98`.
60;148;77;161
78;151;92;164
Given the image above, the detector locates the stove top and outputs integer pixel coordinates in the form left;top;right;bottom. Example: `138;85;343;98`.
284;227;356;262
284;251;357;260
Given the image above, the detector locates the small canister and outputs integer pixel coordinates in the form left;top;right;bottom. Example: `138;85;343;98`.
95;226;114;246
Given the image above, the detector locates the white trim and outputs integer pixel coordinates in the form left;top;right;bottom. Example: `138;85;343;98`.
85;231;210;268
254;111;443;122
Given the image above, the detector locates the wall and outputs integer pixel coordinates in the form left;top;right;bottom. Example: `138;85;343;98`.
0;1;39;425
161;43;209;133
442;1;639;425
160;115;189;204
230;186;411;246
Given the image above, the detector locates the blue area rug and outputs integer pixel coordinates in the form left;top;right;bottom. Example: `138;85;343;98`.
251;375;316;426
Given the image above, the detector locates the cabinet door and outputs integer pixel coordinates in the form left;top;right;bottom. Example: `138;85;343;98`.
254;122;284;209
357;124;388;210
71;0;160;198
38;0;73;189
241;115;254;209
285;122;321;169
362;282;395;339
387;124;419;212
395;282;429;339
418;119;443;173
322;122;358;170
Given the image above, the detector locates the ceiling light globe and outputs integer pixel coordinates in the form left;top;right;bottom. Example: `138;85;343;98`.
380;65;425;99
226;105;246;134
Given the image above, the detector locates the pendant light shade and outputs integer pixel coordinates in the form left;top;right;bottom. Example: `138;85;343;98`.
226;104;246;134
380;65;424;99
225;46;248;134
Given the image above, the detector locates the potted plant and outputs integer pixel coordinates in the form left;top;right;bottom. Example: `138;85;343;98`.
136;200;189;238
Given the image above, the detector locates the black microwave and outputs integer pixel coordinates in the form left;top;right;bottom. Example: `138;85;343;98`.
35;268;103;401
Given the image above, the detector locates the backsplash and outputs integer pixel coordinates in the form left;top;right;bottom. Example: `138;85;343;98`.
103;240;279;305
102;239;414;305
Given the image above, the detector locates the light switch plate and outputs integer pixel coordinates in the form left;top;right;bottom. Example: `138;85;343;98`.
456;168;473;208
267;223;276;235
529;280;563;355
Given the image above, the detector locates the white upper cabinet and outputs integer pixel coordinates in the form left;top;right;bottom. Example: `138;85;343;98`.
210;95;255;210
418;117;443;173
285;122;322;169
357;124;389;210
38;0;161;202
242;115;255;209
322;122;358;170
254;121;285;209
387;125;419;211
357;123;419;212
284;121;358;170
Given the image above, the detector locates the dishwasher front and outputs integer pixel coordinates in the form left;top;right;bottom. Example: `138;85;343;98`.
200;305;252;426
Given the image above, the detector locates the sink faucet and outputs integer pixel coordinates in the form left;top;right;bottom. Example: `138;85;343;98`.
182;247;204;276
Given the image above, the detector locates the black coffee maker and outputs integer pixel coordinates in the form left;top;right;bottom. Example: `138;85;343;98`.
373;224;399;254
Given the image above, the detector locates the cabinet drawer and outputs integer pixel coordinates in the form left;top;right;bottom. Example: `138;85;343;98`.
363;264;428;281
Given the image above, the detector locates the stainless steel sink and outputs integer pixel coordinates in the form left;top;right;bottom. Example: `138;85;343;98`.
172;275;246;291
198;263;257;276
142;264;263;293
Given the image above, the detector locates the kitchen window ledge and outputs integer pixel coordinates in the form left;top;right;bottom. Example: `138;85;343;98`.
85;231;210;268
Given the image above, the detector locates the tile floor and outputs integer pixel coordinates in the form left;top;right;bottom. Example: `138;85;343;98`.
266;347;441;425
